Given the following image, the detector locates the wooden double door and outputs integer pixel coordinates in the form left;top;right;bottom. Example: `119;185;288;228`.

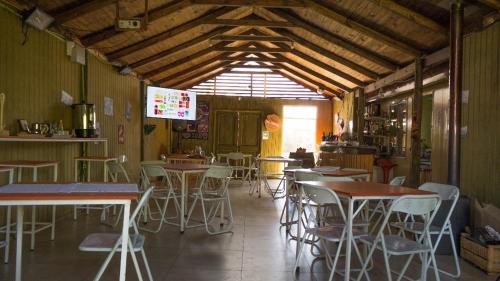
214;110;262;156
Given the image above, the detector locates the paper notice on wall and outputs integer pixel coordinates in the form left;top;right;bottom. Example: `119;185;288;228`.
104;96;113;116
60;90;73;106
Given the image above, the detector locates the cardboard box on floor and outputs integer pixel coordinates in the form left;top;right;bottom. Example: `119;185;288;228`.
473;199;500;231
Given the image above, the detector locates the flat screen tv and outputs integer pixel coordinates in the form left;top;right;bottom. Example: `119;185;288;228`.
146;86;197;120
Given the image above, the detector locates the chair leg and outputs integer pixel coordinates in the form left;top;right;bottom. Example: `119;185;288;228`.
448;229;461;278
73;206;77;220
50;206;56;240
140;249;154;281
93;240;121;281
128;240;144;281
30;206;36;251
4;206;11;264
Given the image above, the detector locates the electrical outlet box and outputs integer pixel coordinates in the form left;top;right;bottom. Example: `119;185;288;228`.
116;19;142;30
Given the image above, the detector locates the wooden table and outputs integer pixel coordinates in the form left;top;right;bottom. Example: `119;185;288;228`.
0;136;109;156
0;183;137;281
295;181;434;281
162;163;210;232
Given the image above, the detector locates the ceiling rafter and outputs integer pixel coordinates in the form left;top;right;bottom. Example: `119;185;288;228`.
365;0;447;34
269;28;379;79
168;61;234;88
130;26;236;69
154;52;252;85
266;8;400;70
49;0;116;24
210;35;293;43
106;6;237;61
214;46;292;53
248;28;366;86
81;0;192;46
307;0;423;56
191;0;308;8
205;19;295;27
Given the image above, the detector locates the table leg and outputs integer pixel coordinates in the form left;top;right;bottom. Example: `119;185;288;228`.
285;177;290;235
4;206;11;264
118;202;130;281
104;140;108;157
53;164;58;182
74;160;78;182
17;168;22;182
180;172;186;233
15;206;23;281
8;169;13;184
31;168;37;250
344;198;354;281
295;185;303;263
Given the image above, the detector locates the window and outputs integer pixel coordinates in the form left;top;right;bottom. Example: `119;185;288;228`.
282;106;317;156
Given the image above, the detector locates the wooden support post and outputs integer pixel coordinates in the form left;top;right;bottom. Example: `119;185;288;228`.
448;1;463;187
410;56;423;187
356;88;365;143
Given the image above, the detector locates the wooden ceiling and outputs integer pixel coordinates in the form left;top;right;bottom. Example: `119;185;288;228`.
5;0;495;98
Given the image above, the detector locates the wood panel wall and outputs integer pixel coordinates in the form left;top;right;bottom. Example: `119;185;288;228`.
431;87;449;184
462;22;500;206
174;95;332;173
0;7;145;221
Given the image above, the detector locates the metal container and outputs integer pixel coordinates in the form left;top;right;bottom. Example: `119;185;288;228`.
72;103;96;138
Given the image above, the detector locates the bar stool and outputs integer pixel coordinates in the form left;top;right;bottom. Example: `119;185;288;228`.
0;167;14;263
73;156;118;220
0;160;58;251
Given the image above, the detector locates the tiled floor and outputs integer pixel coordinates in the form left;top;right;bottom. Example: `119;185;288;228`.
0;180;496;281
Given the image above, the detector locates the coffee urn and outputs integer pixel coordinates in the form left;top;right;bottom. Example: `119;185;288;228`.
72;103;96;138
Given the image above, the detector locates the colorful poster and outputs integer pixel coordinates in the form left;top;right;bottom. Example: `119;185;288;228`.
182;101;209;140
146;86;197;120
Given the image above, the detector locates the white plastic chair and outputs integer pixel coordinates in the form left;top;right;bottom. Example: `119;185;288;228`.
185;166;233;235
104;161;132;227
368;176;406;233
356;194;442;281
294;184;370;281
79;187;155;281
138;165;181;233
243;154;259;189
226;152;245;182
391;182;461;278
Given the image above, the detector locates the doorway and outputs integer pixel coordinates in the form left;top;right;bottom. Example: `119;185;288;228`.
282;106;317;157
214;110;262;156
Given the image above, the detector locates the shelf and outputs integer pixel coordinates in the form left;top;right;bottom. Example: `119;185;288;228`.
364;135;389;138
364;116;388;122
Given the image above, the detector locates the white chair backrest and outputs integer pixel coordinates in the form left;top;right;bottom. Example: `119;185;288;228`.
317;176;355;182
141;165;166;178
301;184;345;220
107;161;131;183
294;171;321;181
389;176;406;186
390;195;441;216
419;182;459;201
130;187;154;224
227;152;244;160
204;166;233;179
141;160;166;166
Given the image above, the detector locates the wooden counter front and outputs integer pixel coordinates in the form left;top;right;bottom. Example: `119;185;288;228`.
318;152;374;174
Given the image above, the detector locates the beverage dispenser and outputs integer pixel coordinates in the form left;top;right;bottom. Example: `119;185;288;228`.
72;103;96;138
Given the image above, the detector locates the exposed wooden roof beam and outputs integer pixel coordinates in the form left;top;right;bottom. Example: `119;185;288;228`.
270;28;379;79
211;35;293;43
220;57;285;63
225;64;281;70
366;0;447;34
81;0;192;46
215;46;291;53
206;19;294;27
106;6;236;61
191;0;307;8
130;26;235;69
154;53;234;85
364;47;449;93
270;70;324;95
478;0;500;10
271;53;353;92
249;28;366;86
177;68;228;90
167;61;234;88
275;67;338;97
49;0;115;24
142;42;225;78
252;53;342;96
267;8;400;70
307;0;423;56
